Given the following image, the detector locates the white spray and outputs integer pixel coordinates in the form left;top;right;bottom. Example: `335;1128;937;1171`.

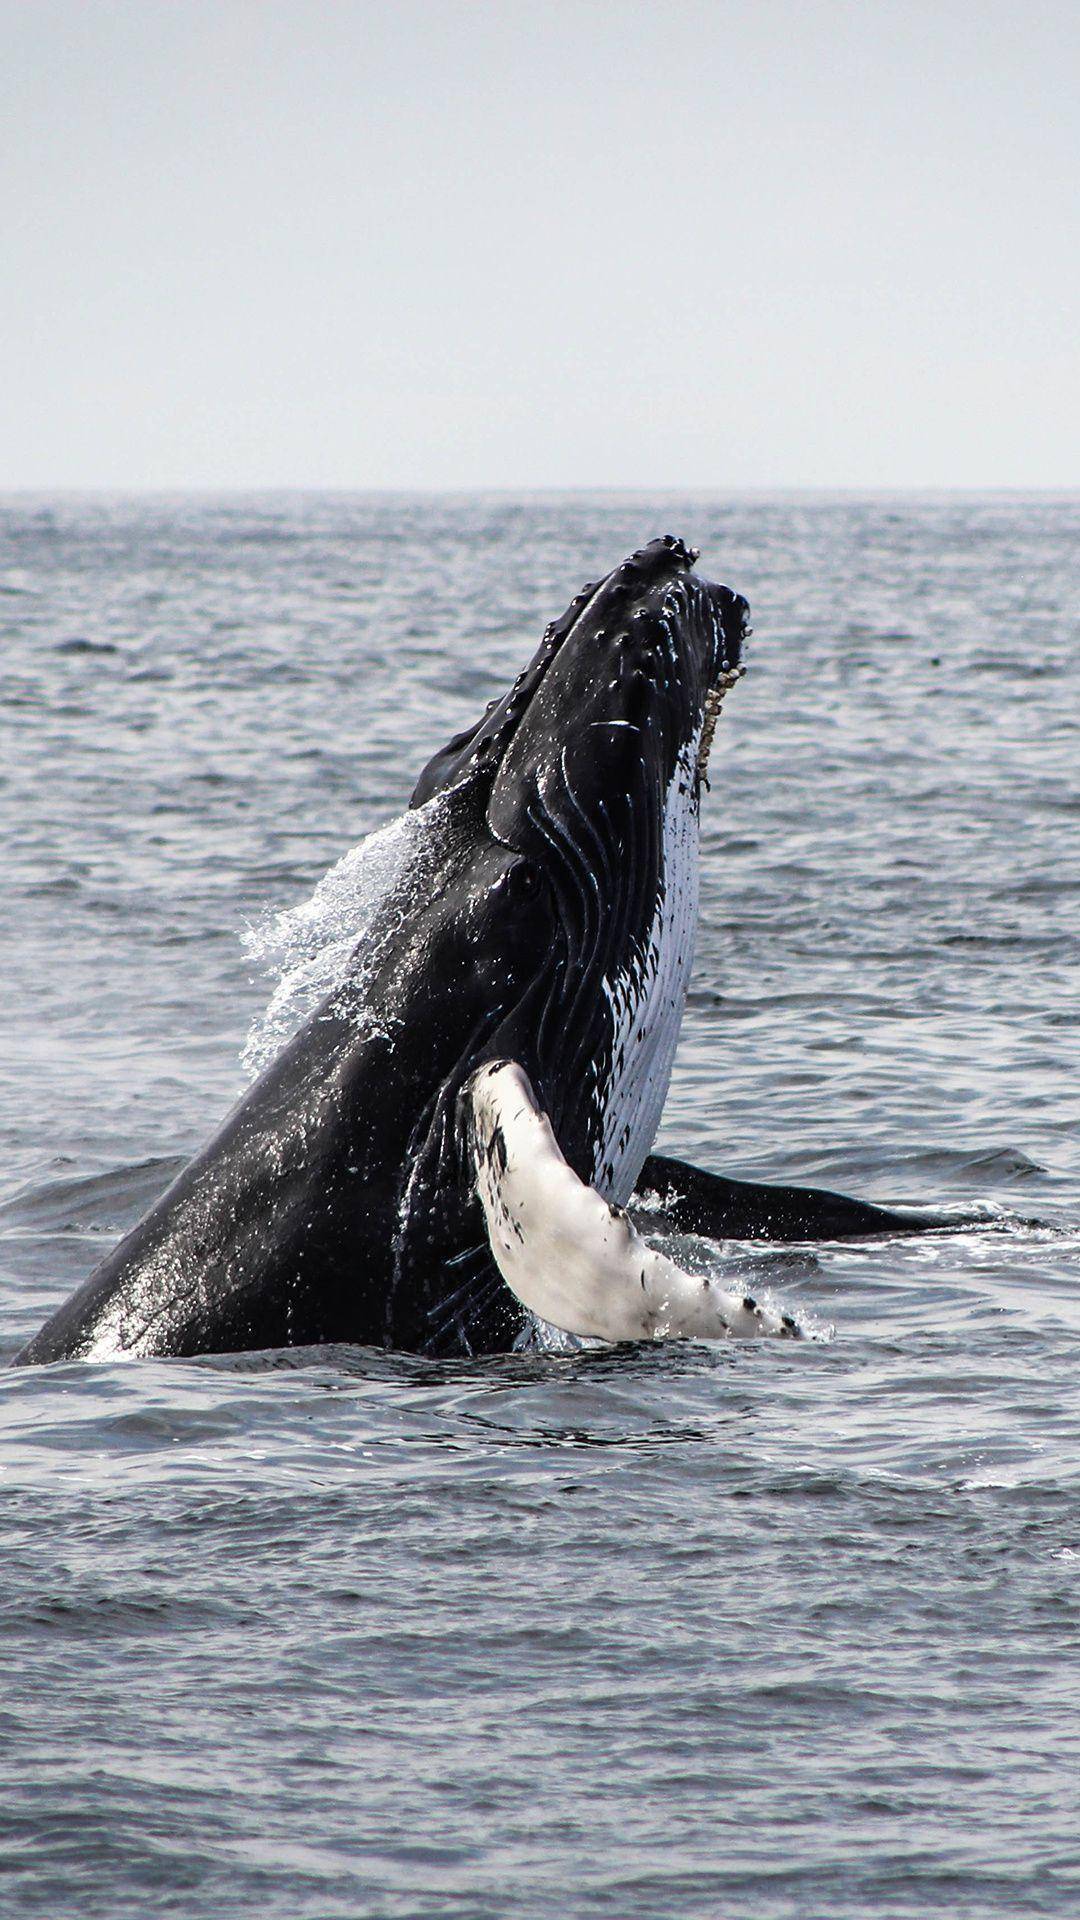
240;791;455;1079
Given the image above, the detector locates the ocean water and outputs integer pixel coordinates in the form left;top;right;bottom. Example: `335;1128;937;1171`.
1;492;1077;1918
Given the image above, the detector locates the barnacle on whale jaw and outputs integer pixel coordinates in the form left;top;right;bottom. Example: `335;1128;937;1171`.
697;663;745;791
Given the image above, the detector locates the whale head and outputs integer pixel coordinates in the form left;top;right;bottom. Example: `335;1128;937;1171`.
405;536;748;1217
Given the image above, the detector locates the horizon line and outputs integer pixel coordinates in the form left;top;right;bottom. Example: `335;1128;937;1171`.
1;482;1078;500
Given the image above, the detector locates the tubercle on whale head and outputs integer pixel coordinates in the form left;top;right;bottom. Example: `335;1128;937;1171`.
544;536;750;728
409;537;748;812
484;538;750;838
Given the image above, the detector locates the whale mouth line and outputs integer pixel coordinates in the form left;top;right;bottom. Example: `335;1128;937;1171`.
698;662;747;791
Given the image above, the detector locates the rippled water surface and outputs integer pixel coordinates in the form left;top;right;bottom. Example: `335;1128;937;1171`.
1;494;1078;1917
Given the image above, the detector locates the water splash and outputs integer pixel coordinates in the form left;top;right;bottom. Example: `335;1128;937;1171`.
241;791;455;1079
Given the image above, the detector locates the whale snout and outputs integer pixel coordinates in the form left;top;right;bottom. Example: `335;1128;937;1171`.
711;585;749;678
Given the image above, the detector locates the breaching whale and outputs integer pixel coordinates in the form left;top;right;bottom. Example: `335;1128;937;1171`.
16;537;933;1366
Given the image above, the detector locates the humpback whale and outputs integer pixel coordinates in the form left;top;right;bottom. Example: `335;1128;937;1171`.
16;537;932;1366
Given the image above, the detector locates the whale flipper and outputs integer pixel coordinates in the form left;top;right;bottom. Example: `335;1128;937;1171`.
467;1062;798;1344
634;1152;947;1241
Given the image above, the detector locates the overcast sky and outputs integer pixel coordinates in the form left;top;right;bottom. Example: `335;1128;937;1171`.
3;0;1077;489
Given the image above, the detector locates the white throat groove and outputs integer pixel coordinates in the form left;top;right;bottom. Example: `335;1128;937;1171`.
593;727;702;1205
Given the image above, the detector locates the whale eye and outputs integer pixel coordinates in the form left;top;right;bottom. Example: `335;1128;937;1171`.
505;858;543;903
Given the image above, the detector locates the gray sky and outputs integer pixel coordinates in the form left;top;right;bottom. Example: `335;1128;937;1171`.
3;0;1077;489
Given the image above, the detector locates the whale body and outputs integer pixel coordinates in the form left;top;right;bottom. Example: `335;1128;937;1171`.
16;537;931;1366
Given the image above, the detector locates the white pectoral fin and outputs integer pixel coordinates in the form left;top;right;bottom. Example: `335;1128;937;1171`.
467;1061;798;1345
